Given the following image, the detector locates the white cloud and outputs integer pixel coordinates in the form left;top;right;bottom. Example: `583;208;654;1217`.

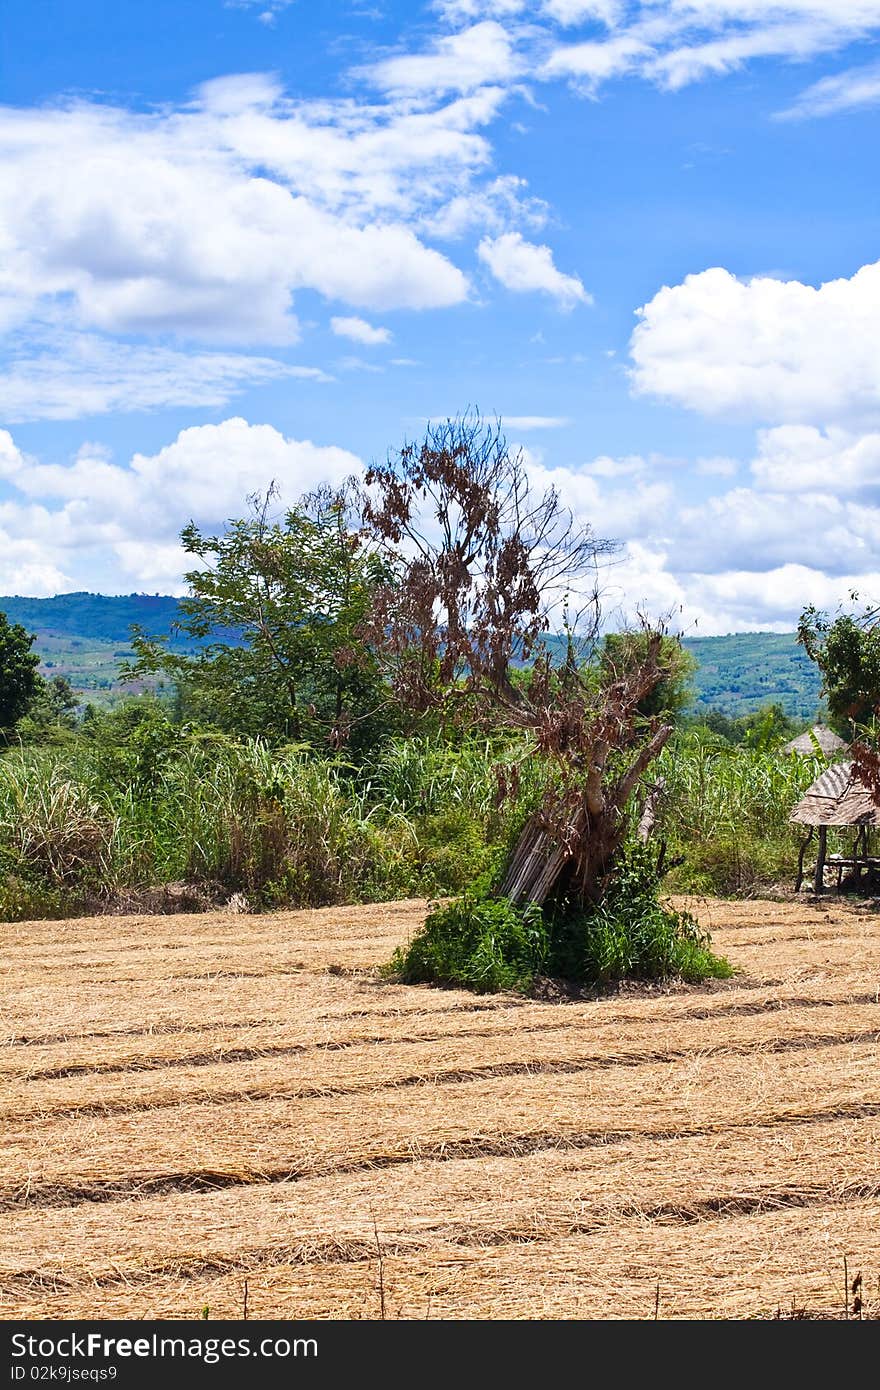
0;527;72;597
0;419;362;592
435;1;525;20
525;457;675;542
777;59;880;118
539;2;880;95
605;547;880;636
478;232;591;307
630;261;880;424
330;316;392;345
367;21;521;96
0;78;488;365
750;425;880;495
502;415;572;429
584;453;650;477
0;335;314;423
687;563;880;634
543;1;623;25
497;434;880;631
225;0;294;22
672;487;880;575
541;36;652;87
421;175;549;242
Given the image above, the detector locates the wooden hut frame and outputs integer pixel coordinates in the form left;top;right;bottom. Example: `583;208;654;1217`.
790;761;880;893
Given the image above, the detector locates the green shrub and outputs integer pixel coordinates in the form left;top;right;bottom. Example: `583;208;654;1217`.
0;870;77;922
391;893;548;993
391;842;730;994
546;843;731;983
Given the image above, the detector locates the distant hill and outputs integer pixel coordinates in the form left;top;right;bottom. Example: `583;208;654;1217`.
0;593;207;707
682;631;823;719
0;592;185;645
0;594;825;719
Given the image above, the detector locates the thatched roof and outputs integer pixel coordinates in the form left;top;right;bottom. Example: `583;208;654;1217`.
783;724;848;757
790;760;880;827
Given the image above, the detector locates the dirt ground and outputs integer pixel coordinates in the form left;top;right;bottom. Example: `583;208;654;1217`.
1;894;878;1320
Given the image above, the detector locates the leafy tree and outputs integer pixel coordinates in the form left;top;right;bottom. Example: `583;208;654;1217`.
740;701;798;751
798;597;880;793
14;675;80;745
0;612;42;733
598;631;696;721
129;485;389;748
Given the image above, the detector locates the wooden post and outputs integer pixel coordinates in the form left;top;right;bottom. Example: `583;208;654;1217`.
795;826;813;892
813;824;827;896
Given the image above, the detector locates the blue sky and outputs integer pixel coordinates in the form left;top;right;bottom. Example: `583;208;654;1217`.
1;0;879;632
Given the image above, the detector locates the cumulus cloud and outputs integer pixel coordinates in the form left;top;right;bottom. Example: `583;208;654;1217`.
604;547;880;636
630;261;880;424
0;77;499;374
0;420;362;591
0;93;472;343
478;232;591;307
330;316;392;345
750;425;880;496
0;529;72;597
494;438;880;632
366;21;521;96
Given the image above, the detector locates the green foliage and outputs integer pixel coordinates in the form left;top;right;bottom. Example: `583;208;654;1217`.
14;675;80;746
391;893;548;993
599;632;696;720
547;843;731;984
392;842;730;994
683;701;803;749
0;713;840;921
128;487;389;749
798;602;880;733
0;612;42;732
0;729;523;918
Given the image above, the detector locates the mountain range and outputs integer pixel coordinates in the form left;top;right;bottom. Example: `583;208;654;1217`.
0;592;824;718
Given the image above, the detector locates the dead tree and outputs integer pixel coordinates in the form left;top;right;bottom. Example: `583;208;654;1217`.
359;413;680;908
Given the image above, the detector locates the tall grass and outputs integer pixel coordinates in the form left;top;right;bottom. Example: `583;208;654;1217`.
0;734;526;919
656;734;826;894
0;726;854;919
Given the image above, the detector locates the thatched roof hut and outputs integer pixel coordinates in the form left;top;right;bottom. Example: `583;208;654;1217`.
790;761;880;828
783;724;848;757
791;761;880;892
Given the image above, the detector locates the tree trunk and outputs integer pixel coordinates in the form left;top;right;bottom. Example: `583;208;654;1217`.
500;805;628;907
813;824;827;896
500;723;673;909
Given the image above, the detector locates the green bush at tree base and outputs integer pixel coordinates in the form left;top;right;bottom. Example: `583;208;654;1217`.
391;843;731;994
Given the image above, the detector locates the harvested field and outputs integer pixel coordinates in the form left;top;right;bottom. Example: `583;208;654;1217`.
2;896;879;1320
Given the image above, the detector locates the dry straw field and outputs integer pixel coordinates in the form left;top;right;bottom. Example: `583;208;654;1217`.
2;895;879;1320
